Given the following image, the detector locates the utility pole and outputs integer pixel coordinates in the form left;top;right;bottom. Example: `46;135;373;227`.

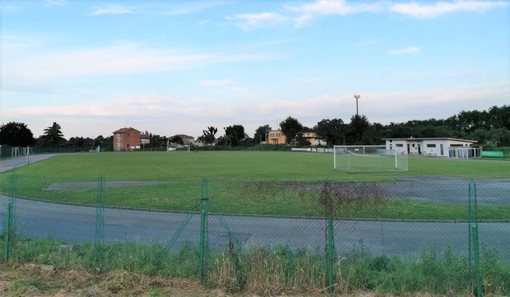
354;94;360;116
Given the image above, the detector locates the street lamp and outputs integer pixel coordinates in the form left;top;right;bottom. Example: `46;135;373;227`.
354;94;360;116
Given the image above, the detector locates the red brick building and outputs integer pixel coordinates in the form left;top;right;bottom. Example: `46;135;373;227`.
113;127;141;151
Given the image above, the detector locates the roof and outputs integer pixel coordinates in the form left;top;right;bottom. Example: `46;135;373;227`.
113;127;141;134
382;137;476;143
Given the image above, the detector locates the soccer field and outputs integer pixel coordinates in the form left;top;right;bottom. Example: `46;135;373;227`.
1;151;509;219
4;151;510;181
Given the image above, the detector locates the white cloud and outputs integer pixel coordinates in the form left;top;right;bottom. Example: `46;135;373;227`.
227;12;288;30
387;46;422;55
3;81;508;138
42;0;67;6
391;0;509;19
2;42;271;86
202;80;247;93
91;4;134;16
286;0;382;26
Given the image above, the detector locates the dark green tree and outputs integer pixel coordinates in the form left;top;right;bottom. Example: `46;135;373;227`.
224;125;245;147
254;124;271;143
40;122;66;146
201;126;217;146
0;122;35;146
280;116;303;144
347;115;370;144
315;118;345;146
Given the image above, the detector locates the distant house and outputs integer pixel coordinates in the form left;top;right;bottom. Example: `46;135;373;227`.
140;131;150;145
171;134;196;146
267;130;287;144
302;132;327;146
113;127;141;151
383;137;478;158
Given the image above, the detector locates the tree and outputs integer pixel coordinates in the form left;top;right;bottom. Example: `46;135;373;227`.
315;119;345;146
0;122;35;146
40;122;66;146
224;125;245;147
280;116;303;144
347;115;370;144
169;135;184;145
201;126;217;146
254;125;271;143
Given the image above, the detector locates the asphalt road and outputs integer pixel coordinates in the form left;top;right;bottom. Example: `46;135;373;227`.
1;195;509;260
0;154;58;173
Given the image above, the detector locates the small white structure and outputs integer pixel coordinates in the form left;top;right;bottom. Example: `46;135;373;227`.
383;137;478;158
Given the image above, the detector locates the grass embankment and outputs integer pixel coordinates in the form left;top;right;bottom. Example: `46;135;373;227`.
1;237;509;296
1;151;509;220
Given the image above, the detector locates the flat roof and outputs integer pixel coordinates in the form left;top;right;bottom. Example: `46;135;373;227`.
382;137;476;143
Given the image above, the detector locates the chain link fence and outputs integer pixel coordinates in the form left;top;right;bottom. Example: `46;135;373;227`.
1;174;509;294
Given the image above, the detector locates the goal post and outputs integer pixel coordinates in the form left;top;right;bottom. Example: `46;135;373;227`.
333;145;408;172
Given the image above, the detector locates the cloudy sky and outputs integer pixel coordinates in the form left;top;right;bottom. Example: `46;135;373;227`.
1;0;509;139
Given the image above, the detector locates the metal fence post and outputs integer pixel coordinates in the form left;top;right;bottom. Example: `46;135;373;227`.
326;214;334;293
95;175;105;265
3;173;17;263
468;180;483;297
199;178;209;284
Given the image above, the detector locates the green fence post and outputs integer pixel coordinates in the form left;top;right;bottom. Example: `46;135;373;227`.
199;179;209;284
94;175;105;266
3;173;17;263
472;225;483;297
3;201;12;262
326;214;334;293
468;180;483;297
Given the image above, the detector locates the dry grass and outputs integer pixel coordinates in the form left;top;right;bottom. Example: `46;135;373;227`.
0;263;498;297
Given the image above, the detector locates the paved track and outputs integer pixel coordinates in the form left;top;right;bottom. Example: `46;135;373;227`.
0;154;58;173
1;195;509;259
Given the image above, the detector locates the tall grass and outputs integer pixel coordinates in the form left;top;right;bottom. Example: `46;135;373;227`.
2;237;509;296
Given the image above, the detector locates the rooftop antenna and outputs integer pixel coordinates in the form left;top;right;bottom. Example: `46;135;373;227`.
354;94;360;116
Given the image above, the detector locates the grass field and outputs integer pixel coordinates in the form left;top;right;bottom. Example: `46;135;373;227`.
1;151;509;220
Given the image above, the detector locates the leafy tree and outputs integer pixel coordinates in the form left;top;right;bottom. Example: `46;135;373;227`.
40;122;66;146
169;135;184;145
347;114;370;144
487;105;510;130
280;116;303;144
254;125;271;143
224;125;245;147
315;119;345;146
201;126;217;146
0;122;35;146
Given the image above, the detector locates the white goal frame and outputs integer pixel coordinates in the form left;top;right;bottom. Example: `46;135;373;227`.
333;145;408;172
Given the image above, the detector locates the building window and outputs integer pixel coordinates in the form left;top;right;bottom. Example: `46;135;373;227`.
396;144;403;147
427;144;436;148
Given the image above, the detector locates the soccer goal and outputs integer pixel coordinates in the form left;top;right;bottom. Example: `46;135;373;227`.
333;145;408;172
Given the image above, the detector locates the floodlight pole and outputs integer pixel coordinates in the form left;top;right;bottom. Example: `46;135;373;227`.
354;94;360;116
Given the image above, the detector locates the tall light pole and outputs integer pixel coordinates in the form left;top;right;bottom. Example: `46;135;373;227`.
354;94;360;116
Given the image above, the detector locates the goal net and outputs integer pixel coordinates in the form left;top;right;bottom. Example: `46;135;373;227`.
333;145;408;172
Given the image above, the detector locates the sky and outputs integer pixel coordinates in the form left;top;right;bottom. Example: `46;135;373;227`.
1;0;509;140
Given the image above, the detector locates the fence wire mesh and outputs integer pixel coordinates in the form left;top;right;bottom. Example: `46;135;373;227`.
1;174;509;294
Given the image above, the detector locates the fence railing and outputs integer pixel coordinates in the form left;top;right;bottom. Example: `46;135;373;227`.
1;174;509;295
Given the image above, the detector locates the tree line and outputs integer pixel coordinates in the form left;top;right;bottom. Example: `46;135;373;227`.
1;105;509;151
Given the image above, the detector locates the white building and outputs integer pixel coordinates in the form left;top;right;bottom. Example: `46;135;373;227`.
383;137;478;158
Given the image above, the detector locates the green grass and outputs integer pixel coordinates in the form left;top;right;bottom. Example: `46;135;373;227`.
2;237;509;296
1;151;509;220
5;151;510;181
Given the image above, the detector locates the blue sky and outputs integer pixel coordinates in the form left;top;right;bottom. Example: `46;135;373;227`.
1;0;509;139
